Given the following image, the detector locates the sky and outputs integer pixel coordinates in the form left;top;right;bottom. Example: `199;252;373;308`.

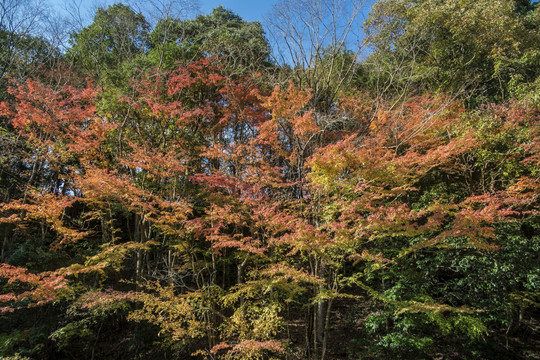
199;0;278;21
45;0;375;58
46;0;380;29
47;0;279;24
47;0;540;27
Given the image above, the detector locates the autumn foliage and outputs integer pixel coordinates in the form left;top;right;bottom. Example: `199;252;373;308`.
0;28;538;360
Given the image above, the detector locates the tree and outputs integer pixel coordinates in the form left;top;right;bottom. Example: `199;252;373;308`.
67;3;150;85
148;6;271;73
267;0;367;111
307;95;540;358
0;3;539;359
0;0;64;96
363;0;540;104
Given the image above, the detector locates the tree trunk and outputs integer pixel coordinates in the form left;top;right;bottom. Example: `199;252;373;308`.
321;299;333;360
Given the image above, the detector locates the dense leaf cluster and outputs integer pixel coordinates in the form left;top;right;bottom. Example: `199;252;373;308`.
0;1;538;359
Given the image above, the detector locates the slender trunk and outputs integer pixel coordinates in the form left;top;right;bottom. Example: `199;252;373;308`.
136;250;141;282
222;249;227;288
316;299;325;344
133;213;140;244
313;301;318;360
237;256;248;284
321;299;333;360
305;304;312;360
211;252;217;286
40;222;46;242
316;260;326;358
287;303;291;357
1;225;10;261
134;213;142;282
23;157;40;203
101;216;111;243
191;253;201;289
167;248;173;279
382;268;389;332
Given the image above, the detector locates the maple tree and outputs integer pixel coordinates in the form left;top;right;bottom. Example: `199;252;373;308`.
0;1;538;360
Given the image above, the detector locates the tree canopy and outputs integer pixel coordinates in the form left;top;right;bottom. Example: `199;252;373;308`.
0;1;538;360
363;0;540;103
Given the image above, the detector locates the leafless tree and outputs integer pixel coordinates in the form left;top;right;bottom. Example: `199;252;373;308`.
0;0;50;78
266;0;369;112
0;0;47;34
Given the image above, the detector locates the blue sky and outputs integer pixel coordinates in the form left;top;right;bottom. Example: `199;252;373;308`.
200;0;277;21
48;0;540;25
48;0;279;23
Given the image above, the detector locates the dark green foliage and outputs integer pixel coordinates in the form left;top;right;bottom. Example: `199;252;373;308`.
148;6;271;73
67;3;150;85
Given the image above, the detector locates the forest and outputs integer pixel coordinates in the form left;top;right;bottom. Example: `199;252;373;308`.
0;0;539;359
